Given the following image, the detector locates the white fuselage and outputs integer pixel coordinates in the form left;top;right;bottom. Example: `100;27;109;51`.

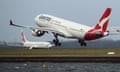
23;41;52;48
35;14;92;40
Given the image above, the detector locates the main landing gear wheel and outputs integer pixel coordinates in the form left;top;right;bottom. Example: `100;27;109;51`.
53;33;61;46
78;40;87;47
80;42;87;47
53;39;61;46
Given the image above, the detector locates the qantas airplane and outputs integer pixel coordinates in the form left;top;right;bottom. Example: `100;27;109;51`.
21;32;53;49
10;8;120;46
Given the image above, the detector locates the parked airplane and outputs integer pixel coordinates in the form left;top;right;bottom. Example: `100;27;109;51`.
10;8;120;46
21;32;53;49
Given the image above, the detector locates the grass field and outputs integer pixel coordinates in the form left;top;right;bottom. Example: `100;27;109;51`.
0;48;120;55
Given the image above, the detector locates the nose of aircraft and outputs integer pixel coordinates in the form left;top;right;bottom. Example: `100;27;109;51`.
34;15;39;23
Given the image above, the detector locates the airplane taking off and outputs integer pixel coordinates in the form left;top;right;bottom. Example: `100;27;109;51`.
21;32;53;49
10;8;120;46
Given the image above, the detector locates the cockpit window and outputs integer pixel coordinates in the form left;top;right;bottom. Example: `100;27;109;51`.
39;16;52;21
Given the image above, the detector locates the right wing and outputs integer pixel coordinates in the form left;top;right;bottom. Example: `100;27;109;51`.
107;27;120;35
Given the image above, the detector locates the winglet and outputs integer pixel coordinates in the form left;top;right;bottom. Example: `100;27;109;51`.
9;19;15;26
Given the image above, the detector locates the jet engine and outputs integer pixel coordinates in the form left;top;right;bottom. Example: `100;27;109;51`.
32;29;45;37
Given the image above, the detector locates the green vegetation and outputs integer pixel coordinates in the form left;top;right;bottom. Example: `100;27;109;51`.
0;48;120;55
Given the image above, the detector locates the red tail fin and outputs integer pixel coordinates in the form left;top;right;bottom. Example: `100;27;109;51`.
94;8;112;33
21;32;27;43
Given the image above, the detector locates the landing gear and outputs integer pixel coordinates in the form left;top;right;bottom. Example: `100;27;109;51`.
78;40;87;47
53;33;61;46
53;39;61;46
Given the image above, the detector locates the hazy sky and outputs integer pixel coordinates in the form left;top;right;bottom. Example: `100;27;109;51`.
0;0;120;42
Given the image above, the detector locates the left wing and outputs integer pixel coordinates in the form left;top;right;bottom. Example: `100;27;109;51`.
9;19;71;36
10;19;36;29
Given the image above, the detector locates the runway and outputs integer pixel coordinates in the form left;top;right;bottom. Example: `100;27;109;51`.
0;54;120;62
0;46;120;62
